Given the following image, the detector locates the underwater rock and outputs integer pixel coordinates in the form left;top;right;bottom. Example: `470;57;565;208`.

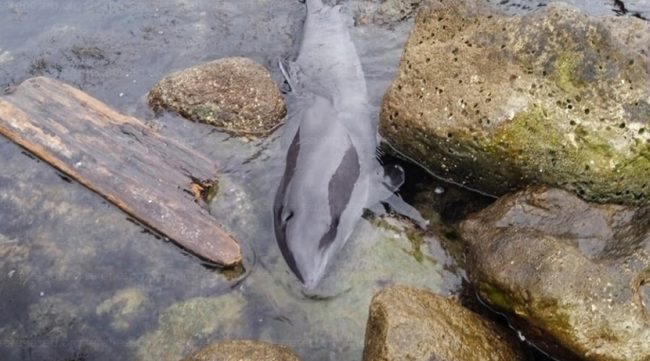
135;294;246;361
148;57;286;136
96;287;148;331
355;0;423;26
180;340;301;361
362;285;523;361
460;187;650;361
380;1;650;205
5;296;115;360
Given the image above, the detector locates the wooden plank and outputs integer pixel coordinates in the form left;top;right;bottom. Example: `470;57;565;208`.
0;77;241;267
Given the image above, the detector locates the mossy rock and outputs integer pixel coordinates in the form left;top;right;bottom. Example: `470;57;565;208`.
148;57;286;137
380;2;650;205
460;187;650;361
362;285;523;361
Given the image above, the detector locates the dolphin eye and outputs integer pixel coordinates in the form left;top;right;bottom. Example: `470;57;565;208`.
283;210;294;223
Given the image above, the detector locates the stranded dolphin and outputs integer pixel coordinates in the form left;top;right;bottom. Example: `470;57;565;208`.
274;0;427;289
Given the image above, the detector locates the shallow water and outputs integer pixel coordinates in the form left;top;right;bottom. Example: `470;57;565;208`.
0;1;647;361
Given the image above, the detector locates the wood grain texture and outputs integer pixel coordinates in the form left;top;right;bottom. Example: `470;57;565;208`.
0;77;241;267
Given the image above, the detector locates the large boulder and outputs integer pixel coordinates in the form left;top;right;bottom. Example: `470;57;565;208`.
460;187;650;361
148;57;286;136
380;1;650;205
179;340;301;361
362;285;523;361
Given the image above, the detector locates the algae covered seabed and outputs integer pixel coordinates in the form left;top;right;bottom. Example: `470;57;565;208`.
0;1;647;361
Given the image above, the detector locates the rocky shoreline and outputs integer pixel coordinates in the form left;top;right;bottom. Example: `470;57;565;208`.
163;1;648;360
0;1;647;361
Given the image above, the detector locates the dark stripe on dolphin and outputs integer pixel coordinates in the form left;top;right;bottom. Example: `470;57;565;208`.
279;130;301;200
318;142;360;250
274;130;304;283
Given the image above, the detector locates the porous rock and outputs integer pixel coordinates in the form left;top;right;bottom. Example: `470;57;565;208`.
149;57;286;136
460;187;650;361
362;285;523;361
180;340;301;361
380;1;650;205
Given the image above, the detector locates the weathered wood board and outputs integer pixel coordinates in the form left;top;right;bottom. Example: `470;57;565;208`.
0;77;241;267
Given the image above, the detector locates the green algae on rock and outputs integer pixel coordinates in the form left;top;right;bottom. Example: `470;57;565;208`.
96;288;148;331
148;57;286;137
362;285;524;361
180;340;301;361
460;187;650;361
134;294;246;361
380;1;650;205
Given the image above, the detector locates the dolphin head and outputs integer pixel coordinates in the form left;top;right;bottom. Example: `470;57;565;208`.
275;199;335;289
273;108;363;289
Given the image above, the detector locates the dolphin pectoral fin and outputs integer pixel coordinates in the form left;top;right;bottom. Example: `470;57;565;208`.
382;194;429;230
365;164;399;207
382;164;405;192
365;163;404;203
365;195;428;230
365;201;386;216
366;164;428;229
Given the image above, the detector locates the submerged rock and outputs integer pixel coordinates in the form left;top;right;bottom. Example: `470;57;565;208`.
96;287;148;331
355;0;423;26
460;187;650;361
148;57;286;136
180;340;301;361
380;1;650;205
362;285;523;361
135;294;246;361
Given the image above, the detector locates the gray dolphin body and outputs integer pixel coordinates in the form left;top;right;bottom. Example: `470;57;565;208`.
274;0;426;289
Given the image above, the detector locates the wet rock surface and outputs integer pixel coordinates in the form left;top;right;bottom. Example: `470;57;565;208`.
355;0;424;26
380;1;650;205
96;288;148;331
460;187;650;361
148;57;286;136
362;285;523;361
179;340;301;361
